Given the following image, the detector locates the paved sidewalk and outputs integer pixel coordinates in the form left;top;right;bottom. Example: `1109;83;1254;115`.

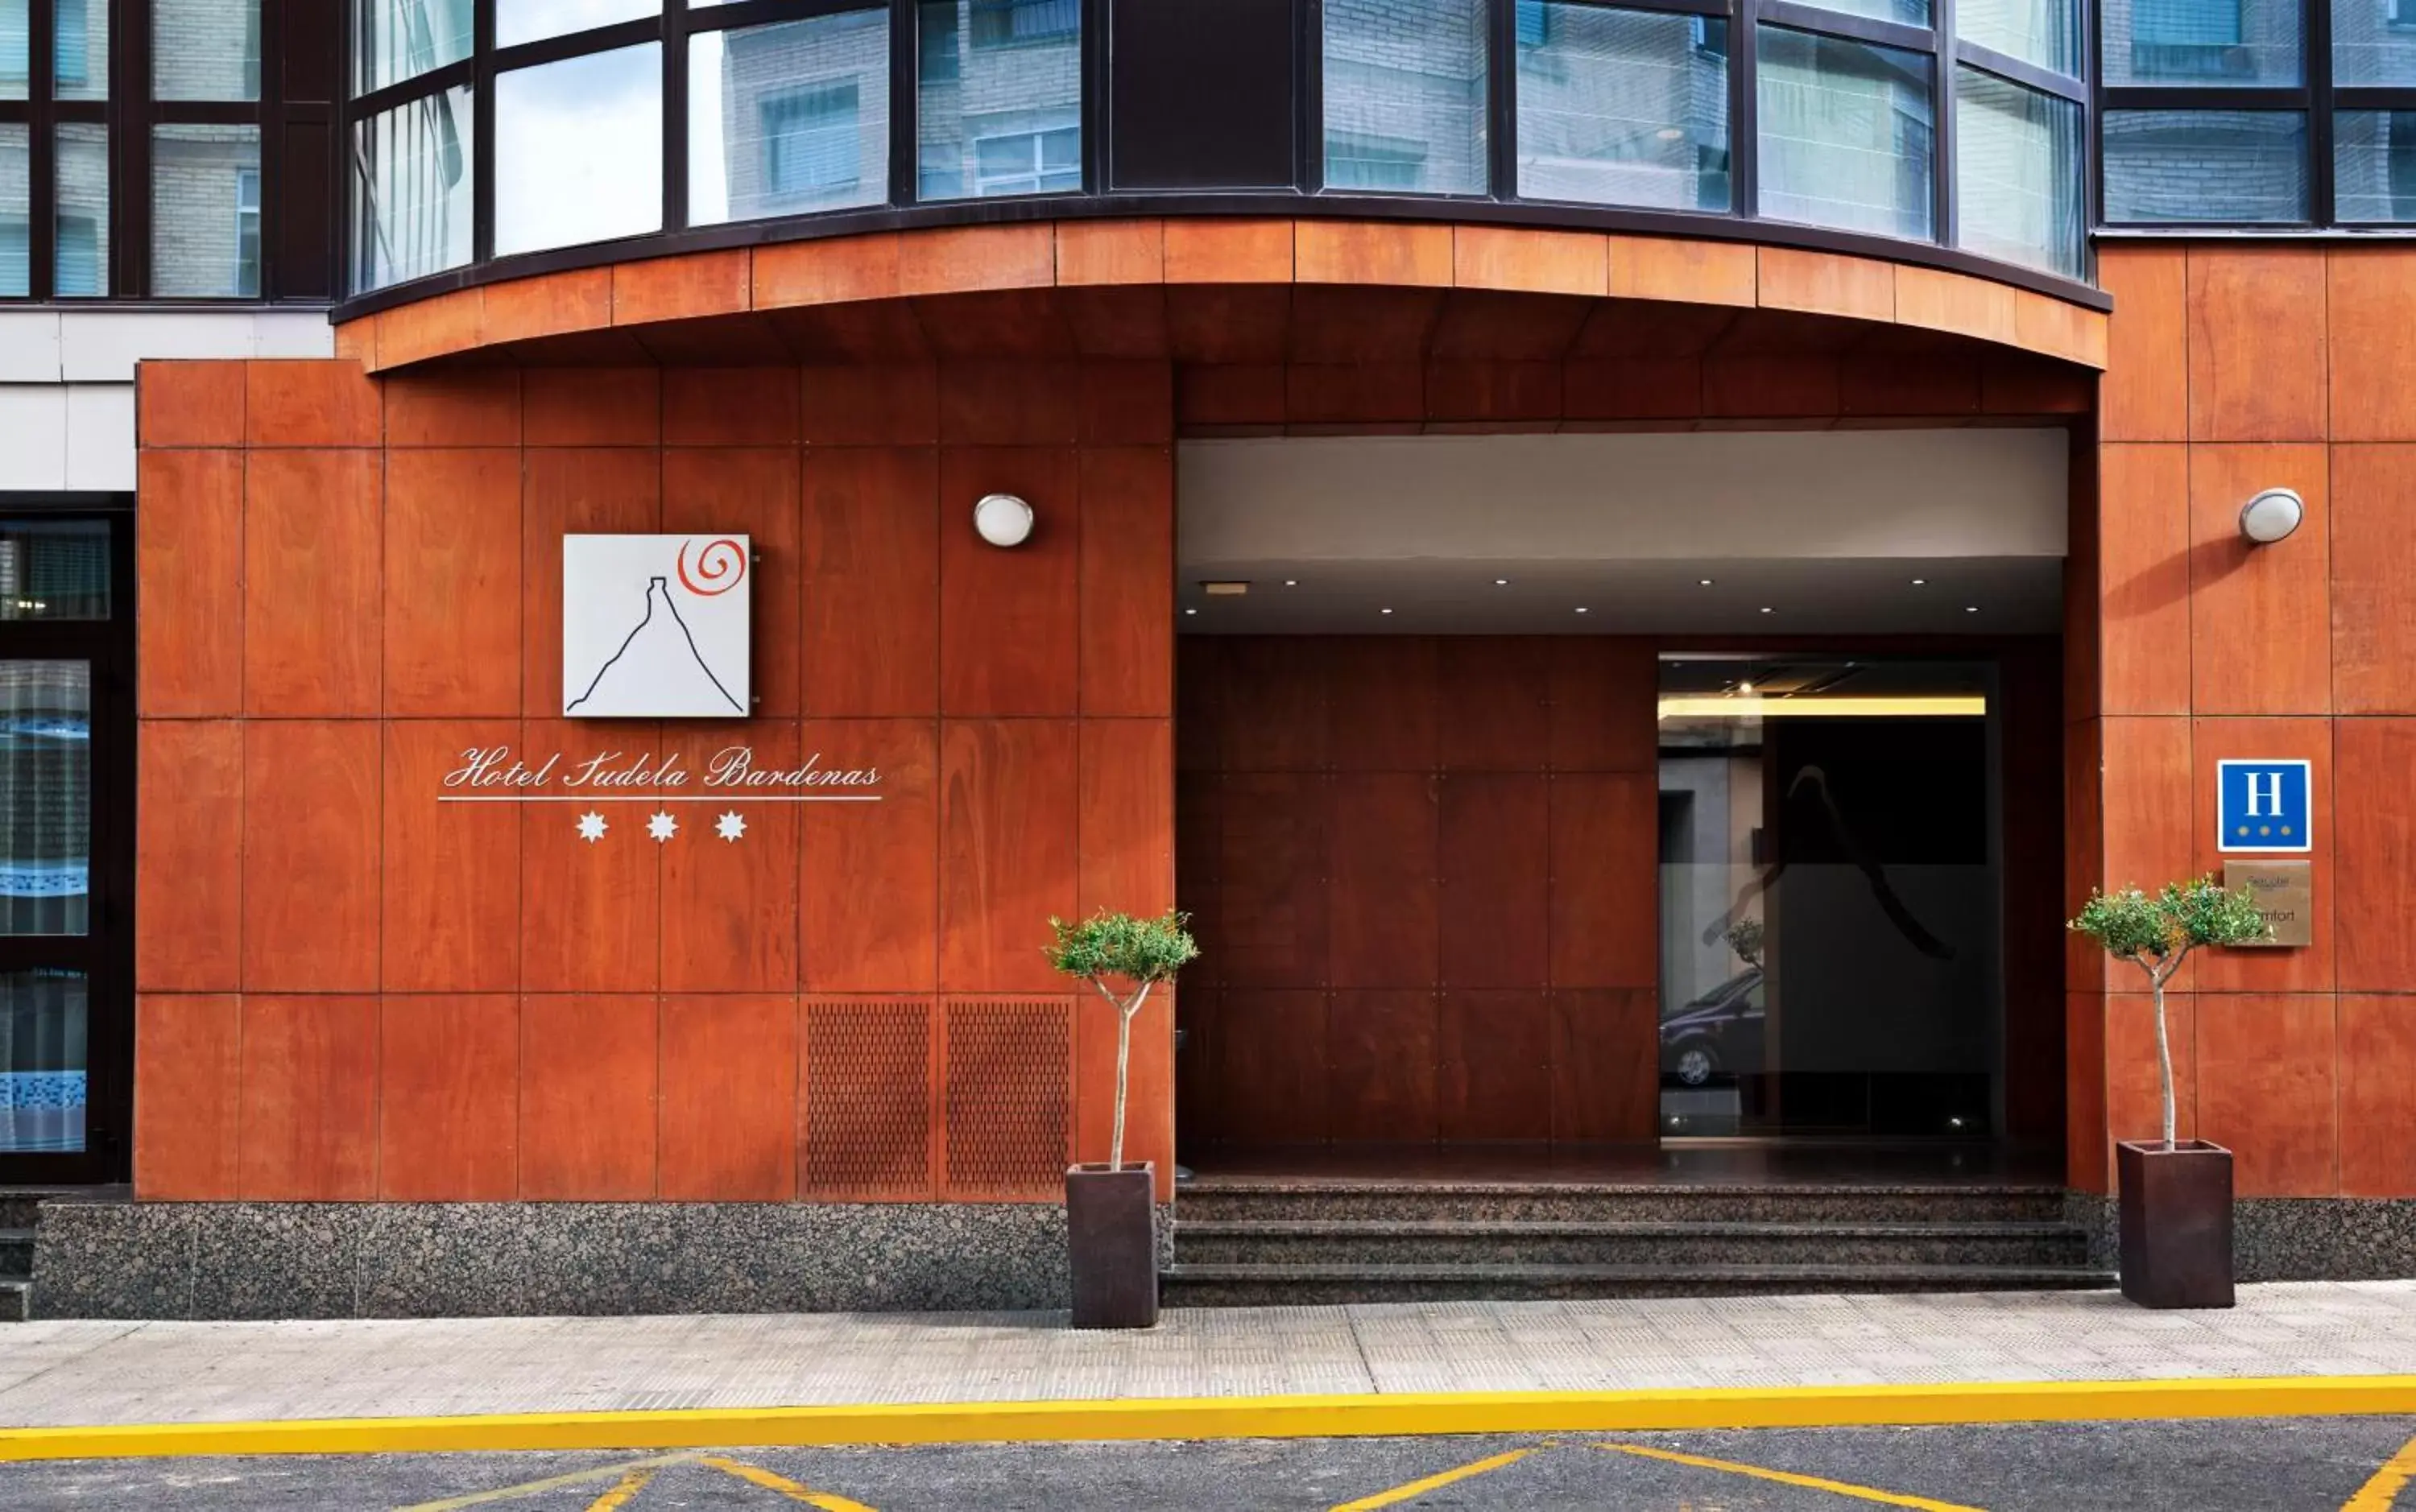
5;1282;2416;1429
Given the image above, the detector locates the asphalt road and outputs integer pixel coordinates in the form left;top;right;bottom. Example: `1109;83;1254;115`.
3;1417;2412;1510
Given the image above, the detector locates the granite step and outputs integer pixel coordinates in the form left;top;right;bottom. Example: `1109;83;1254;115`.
0;1195;46;1230
0;1279;24;1323
1159;1262;2116;1307
1173;1219;2091;1270
0;1227;31;1279
1172;1183;2071;1226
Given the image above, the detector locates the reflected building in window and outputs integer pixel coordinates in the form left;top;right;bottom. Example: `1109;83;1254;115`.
1324;0;1491;194
916;0;1082;202
697;7;889;226
1514;3;1731;212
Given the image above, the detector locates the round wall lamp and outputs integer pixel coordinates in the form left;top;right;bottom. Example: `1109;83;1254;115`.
2239;488;2305;546
974;492;1035;547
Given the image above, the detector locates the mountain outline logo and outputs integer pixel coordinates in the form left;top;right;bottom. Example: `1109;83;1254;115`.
561;535;753;718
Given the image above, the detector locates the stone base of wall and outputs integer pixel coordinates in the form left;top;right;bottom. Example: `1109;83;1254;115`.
30;1201;1171;1320
2065;1192;2416;1283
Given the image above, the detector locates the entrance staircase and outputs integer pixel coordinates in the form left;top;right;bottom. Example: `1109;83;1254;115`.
1161;1180;2111;1305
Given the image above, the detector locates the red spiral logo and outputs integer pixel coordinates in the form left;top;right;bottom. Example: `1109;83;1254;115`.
677;537;747;597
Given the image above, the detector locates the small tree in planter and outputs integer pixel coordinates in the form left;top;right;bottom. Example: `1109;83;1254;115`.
1047;910;1198;1329
2071;877;2269;1309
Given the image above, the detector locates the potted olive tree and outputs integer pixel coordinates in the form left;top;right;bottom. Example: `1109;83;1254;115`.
2071;877;2269;1309
1047;909;1197;1329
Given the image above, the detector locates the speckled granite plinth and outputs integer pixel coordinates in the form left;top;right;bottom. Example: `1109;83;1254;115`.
31;1201;1173;1320
2066;1192;2416;1283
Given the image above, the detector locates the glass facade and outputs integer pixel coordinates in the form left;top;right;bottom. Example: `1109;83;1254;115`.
153;0;260;101
1955;69;2084;277
494;43;663;257
2101;108;2310;221
497;0;660;51
0;126;23;297
2337;109;2416;220
352;85;474;291
916;0;1082;201
691;10;890;227
1323;0;1490;194
355;0;475;97
1960;0;2083;72
152;123;262;297
2103;0;2302;85
55;122;105;297
1756;27;1934;241
1515;6;1730;212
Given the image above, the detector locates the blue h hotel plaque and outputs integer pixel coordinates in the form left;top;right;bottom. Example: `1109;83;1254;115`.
2217;759;2312;853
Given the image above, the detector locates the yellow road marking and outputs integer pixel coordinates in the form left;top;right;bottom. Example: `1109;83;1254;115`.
1603;1443;1986;1512
1329;1447;1531;1510
584;1466;656;1511
699;1455;881;1511
394;1454;697;1511
2344;1433;2416;1510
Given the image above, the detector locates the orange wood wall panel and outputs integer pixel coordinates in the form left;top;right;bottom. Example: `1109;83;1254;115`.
521;448;663;715
1216;989;1328;1142
2326;250;2416;441
801;717;940;991
801;446;939;716
1548;774;1657;989
138;360;246;447
663;369;801;446
1074;717;1176;1180
937;447;1080;715
1078;446;1175;717
519;994;659;1200
1439;989;1552;1141
136;720;242;991
659;994;800;1200
802;364;939;446
133;994;241;1199
2104;991;2195;1152
2096;249;2186;442
2329;444;2416;715
379;995;519;1200
383;720;522;993
519;718;662;993
237;995;380;1200
1219;638;1328;770
2186;248;2328;442
242;720;381;992
938;718;1079;993
1438;774;1551;989
2338;995;2416;1196
1216;772;1330;988
2095;444;2191;717
244;449;383;716
383;368;522;448
2195;993;2339;1197
1551;989;1657;1142
1437;639;1551;770
246;361;382;448
135;448;244;716
1327;990;1440;1142
1327;774;1439;990
2186;444;2330;716
1326;638;1438;771
1549;638;1657;771
384;448;523;717
2066;991;2108;1192
660;721;801;993
2333;717;2416;993
523;367;660;447
662;448;804;717
2095;717;2193;896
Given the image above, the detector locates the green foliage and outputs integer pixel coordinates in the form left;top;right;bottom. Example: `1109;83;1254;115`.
1047;910;1199;989
2070;876;2270;976
1724;917;1765;969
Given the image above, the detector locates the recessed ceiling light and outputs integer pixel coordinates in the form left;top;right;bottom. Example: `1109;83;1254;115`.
1184;608;1198;616
1574;606;1590;614
1698;578;1715;587
1759;606;1774;614
1911;578;1928;586
1965;605;1980;613
1283;579;1298;587
1380;607;1393;615
1739;681;1756;695
1496;578;1510;586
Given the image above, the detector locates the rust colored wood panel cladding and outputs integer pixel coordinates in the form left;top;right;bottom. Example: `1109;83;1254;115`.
802;364;940;446
1174;989;1220;1147
941;997;1076;1199
2104;990;2196;1151
2186;249;2328;442
523;368;661;447
522;448;663;717
1562;356;1704;420
1219;637;1330;771
1174;771;1222;981
2095;444;2191;717
133;994;241;1199
2329;251;2416;440
1328;773;1440;990
1454;227;1607;298
1163;218;1293;284
1757;247;1893;323
2098;250;2186;443
519;718;662;993
937;447;1080;717
612;250;751;327
2194;992;2339;1198
1176;636;1222;774
937;361;1082;446
2189;718;2332;994
938;718;1080;994
800;994;936;1200
383;720;522;994
801;446;940;717
242;720;380;992
1550;989;1657;1143
378;995;519;1200
2339;995;2416;1196
801;717;939;992
236;994;381;1200
2186;444;2330;716
1438;638;1550;770
1217;772;1330;989
244;448;383;716
660;994;801;1201
896;224;1055;296
1057;219;1164;286
664;447;805;718
383;369;522;448
2331;445;2416;714
136;721;242;991
1438;989;1553;1142
1080;717;1175;919
385;448;522;717
1549;774;1657;990
1549;638;1656;772
1078;360;1176;444
135;449;243;716
660;722;802;994
662;369;802;446
1438;774;1551;990
138;359;246;446
482;269;614;350
1216;989;1330;1144
519;994;660;1200
1326;638;1438;772
1074;983;1174;1179
2097;717;2194;911
2335;717;2416;992
2065;989;2109;1192
1327;990;1441;1142
1079;447;1176;718
244;361;381;448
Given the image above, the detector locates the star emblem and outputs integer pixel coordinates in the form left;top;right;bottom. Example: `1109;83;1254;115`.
576;812;607;843
715;811;747;842
647;812;678;843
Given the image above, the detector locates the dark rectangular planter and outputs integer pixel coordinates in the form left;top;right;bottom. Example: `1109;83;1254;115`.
1067;1163;1157;1329
2117;1140;2234;1310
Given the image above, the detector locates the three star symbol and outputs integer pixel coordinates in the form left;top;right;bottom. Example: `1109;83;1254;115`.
573;810;749;843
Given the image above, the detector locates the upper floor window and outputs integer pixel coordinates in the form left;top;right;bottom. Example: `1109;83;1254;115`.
1322;0;1490;195
916;0;1082;201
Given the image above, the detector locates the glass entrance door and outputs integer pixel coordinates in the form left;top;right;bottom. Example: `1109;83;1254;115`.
0;512;131;1184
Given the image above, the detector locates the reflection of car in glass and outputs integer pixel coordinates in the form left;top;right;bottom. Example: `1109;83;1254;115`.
1660;968;1764;1087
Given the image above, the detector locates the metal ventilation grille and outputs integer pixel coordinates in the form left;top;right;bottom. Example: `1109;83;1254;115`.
801;997;933;1200
942;998;1074;1200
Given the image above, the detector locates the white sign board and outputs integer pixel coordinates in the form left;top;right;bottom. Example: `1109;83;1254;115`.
562;534;751;717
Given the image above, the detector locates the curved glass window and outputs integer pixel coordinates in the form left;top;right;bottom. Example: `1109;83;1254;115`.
155;0;260;101
2335;109;2416;219
354;0;475;97
1324;0;1490;194
1756;27;1934;240
352;85;474;291
1955;69;2083;278
2333;0;2416;84
2102;0;2302;85
692;10;891;227
1516;5;1731;212
917;0;1082;200
498;0;659;51
2101;108;2308;221
1960;0;2083;73
495;43;663;256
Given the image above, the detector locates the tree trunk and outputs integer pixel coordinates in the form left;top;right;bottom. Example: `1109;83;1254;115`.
1109;981;1152;1171
2153;962;2176;1151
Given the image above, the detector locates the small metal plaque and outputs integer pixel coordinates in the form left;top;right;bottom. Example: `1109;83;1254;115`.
2224;860;2313;948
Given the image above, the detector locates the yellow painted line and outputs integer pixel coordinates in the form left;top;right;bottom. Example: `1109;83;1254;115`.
2344;1432;2416;1511
10;1375;2416;1462
584;1465;656;1511
1329;1447;1531;1510
1606;1443;1984;1511
699;1455;881;1511
395;1454;697;1511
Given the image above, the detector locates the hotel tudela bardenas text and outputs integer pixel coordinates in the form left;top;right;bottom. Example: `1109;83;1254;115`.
443;746;883;793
